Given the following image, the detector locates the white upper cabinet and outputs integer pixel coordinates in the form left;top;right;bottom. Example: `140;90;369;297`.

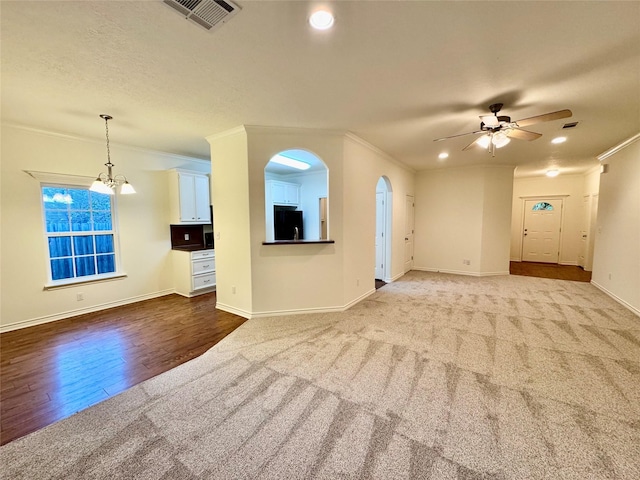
270;180;299;205
170;170;211;224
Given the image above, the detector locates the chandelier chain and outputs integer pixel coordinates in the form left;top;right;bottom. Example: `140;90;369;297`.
104;116;112;165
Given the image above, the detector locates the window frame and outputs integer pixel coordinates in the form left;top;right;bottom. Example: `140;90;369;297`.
40;182;125;288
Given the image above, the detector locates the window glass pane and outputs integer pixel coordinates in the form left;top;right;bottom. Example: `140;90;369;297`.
69;189;90;210
93;211;112;231
51;258;74;280
532;202;553;211
45;210;70;232
95;234;114;254
71;211;91;231
42;185;117;284
97;254;116;274
73;236;95;255
48;237;72;258
43;187;72;210
91;192;111;211
75;256;96;277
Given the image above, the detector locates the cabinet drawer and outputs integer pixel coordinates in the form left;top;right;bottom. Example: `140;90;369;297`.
192;258;215;274
191;250;214;260
193;272;216;290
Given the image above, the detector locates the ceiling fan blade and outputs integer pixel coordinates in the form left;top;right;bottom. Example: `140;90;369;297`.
506;128;542;141
462;136;485;151
514;109;572;127
434;130;483;142
480;115;499;127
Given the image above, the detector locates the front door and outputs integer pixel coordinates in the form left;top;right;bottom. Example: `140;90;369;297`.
404;195;414;272
522;199;562;263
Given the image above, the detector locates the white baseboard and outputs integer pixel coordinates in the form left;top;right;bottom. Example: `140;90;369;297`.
590;281;640;318
412;267;509;277
217;288;377;320
215;302;252;319
384;271;405;283
0;289;175;333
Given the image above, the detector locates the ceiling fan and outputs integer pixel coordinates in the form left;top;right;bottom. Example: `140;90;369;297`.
434;103;572;156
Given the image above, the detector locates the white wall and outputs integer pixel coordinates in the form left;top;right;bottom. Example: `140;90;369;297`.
208;127;254;317
510;174;585;265
207;126;414;318
591;136;640;315
414;165;513;275
480;167;515;274
0;124;208;331
342;135;415;300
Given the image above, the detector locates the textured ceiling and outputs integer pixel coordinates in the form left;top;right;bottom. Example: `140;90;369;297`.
1;1;639;177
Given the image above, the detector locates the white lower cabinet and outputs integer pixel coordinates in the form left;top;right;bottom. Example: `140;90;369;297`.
173;249;216;297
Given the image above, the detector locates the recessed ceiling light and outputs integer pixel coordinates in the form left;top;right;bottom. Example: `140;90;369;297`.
546;169;559;177
551;136;567;144
309;10;334;30
438;152;449;160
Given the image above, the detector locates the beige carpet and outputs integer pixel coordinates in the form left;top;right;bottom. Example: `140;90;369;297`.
2;271;639;479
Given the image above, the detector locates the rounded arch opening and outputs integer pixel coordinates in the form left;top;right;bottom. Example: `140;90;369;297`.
375;176;393;283
264;149;328;242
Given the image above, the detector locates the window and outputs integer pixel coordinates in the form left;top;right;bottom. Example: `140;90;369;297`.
42;185;118;284
532;202;554;211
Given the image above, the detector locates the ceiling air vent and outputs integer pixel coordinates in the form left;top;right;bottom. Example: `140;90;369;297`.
562;121;579;129
164;0;240;31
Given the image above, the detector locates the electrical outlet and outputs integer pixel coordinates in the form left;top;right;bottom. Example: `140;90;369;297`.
216;232;221;240
232;286;236;294
357;278;360;286
184;233;190;241
463;259;471;265
608;273;612;280
76;293;84;301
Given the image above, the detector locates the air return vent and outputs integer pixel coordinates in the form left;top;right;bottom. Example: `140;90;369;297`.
164;0;240;31
562;121;579;129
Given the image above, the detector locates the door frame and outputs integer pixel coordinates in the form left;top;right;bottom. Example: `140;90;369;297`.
517;195;568;263
375;176;393;282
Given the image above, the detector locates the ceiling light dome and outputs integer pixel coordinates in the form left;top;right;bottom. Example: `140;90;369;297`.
492;131;511;149
309;10;334;30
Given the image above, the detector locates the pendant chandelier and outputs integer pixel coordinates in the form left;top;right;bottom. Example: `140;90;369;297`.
90;114;135;195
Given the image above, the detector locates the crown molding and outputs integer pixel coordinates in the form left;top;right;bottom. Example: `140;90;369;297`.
597;133;640;161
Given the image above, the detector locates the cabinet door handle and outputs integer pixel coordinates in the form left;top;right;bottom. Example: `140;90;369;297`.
202;264;210;268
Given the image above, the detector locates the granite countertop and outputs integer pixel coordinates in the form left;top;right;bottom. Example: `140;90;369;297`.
171;245;213;252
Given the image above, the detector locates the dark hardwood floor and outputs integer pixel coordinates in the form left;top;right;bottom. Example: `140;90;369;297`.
0;293;246;446
510;261;592;282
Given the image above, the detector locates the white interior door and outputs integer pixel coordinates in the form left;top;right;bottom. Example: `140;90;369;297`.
375;192;385;280
522;199;562;263
404;195;414;272
586;194;599;271
578;195;590;268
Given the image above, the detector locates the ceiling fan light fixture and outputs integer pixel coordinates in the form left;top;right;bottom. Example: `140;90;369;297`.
476;135;491;149
492;131;510;148
551;136;567;144
438;152;449;160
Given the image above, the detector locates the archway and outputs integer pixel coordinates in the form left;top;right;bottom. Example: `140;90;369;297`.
264;149;328;242
375;176;392;283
